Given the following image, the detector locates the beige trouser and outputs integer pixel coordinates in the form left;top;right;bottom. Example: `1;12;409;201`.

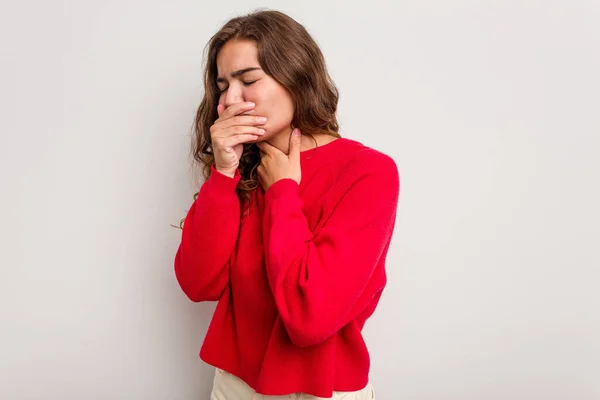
210;368;375;400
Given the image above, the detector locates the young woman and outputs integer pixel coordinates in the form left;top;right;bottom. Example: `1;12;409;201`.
175;10;400;400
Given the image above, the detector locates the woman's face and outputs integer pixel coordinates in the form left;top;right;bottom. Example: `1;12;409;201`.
216;39;294;141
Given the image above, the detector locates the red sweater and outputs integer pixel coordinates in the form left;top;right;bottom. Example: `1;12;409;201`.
174;138;399;397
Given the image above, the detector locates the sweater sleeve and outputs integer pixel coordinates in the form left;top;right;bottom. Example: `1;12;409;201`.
262;154;400;347
174;165;241;302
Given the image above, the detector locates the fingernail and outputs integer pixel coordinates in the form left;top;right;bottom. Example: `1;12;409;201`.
258;129;265;134
257;117;267;123
247;102;255;107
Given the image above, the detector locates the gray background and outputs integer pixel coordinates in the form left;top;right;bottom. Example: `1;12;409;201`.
1;0;599;399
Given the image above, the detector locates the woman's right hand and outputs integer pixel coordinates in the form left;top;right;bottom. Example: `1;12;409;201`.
210;102;267;178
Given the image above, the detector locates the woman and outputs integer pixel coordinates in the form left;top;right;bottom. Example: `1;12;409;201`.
175;9;400;400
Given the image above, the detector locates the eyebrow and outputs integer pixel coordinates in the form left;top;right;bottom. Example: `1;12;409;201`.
216;67;262;83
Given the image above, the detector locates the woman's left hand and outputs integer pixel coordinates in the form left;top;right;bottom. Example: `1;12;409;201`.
257;128;302;192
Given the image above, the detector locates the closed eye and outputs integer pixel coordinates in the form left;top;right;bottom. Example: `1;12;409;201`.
217;80;258;94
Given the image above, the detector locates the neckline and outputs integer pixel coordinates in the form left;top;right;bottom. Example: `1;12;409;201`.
300;137;350;161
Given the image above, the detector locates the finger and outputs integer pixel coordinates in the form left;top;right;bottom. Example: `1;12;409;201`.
217;104;225;117
216;115;267;130
222;134;262;149
288;128;302;161
214;125;265;139
220;102;256;120
256;141;274;156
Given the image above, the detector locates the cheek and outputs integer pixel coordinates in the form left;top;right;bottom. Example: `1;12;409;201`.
243;83;294;133
272;86;295;119
256;89;293;119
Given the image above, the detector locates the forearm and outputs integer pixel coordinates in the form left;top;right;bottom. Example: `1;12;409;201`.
175;167;242;301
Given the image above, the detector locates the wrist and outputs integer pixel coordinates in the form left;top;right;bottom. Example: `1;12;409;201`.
215;166;237;179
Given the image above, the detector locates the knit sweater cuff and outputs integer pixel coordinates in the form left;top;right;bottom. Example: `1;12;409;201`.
208;164;241;193
264;179;299;201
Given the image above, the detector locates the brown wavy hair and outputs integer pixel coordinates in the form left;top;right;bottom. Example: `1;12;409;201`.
191;9;340;208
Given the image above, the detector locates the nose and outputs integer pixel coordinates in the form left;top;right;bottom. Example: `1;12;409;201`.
223;83;244;108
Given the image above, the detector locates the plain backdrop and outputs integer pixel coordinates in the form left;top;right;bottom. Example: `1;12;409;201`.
1;1;599;399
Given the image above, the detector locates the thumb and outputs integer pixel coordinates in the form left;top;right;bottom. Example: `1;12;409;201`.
288;128;302;159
